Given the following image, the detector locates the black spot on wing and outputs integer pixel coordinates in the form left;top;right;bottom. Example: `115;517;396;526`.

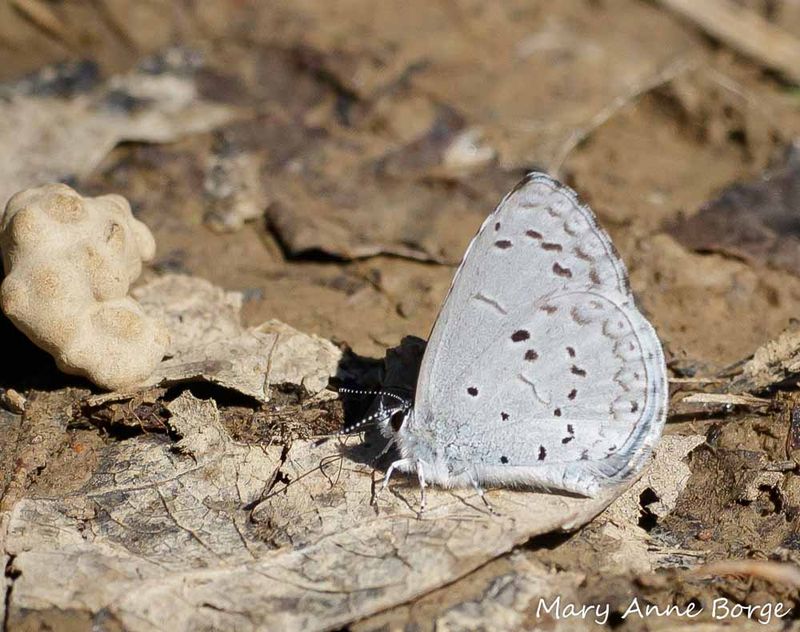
525;229;543;240
553;262;572;278
495;240;513;249
524;349;538;361
500;455;509;464
538;445;546;461
571;365;587;377
568;388;577;400
570;307;590;326
511;330;530;342
541;242;562;251
553;408;562;417
467;387;478;397
573;246;593;261
501;411;509;421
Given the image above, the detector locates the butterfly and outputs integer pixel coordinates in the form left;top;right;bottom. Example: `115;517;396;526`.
341;173;668;509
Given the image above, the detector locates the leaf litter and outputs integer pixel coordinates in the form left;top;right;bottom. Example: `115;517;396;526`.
0;49;239;209
5;389;620;632
4;1;800;629
0;312;708;631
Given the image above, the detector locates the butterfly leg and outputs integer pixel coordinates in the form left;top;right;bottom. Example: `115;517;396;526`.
468;473;497;515
381;458;427;512
416;460;427;513
382;458;412;494
373;437;396;463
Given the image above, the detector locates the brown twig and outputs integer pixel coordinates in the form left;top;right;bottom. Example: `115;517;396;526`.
9;0;72;47
679;392;771;409
654;0;800;85
550;55;699;176
688;560;800;587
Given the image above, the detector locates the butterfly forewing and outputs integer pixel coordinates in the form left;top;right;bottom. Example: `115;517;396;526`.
411;174;667;494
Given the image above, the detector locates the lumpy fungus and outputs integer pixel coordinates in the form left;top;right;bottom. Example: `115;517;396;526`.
0;184;168;390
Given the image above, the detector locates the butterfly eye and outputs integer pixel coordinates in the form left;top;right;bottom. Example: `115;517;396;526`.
390;410;406;432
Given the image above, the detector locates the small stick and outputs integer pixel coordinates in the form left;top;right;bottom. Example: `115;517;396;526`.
688;560;800;587
550;55;697;175
10;0;71;46
679;392;770;408
668;377;726;384
655;0;800;85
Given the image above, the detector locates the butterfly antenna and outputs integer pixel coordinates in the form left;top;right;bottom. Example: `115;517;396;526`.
339;408;384;435
337;387;409;405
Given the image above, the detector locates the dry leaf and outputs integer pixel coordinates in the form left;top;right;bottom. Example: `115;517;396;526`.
263;124;490;264
353;553;591;632
669;143;800;276
4;391;620;631
134;274;342;402
0;50;237;207
597;434;705;574
731;324;800;393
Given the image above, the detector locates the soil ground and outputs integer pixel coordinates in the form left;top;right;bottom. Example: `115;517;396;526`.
2;0;800;630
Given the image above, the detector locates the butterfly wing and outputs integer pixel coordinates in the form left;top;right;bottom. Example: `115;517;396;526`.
407;173;667;496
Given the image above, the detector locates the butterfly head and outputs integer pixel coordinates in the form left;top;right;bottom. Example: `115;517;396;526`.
382;398;413;438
